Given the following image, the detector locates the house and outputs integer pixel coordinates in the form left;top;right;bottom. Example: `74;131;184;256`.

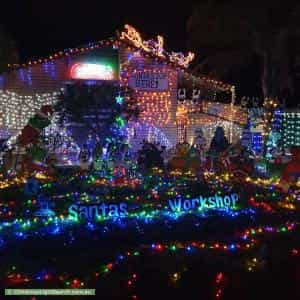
0;25;247;152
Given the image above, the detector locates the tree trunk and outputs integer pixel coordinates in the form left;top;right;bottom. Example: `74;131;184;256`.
261;29;291;99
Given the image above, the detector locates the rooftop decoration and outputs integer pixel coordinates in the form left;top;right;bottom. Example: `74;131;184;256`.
120;24;165;57
120;24;195;68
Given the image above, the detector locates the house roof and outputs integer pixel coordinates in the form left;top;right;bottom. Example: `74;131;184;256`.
6;24;233;92
180;72;234;93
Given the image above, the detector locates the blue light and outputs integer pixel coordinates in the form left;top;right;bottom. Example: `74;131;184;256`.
87;222;95;231
251;133;262;154
0;236;4;248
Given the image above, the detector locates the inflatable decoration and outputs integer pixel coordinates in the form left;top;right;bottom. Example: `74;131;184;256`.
19;125;40;146
19;105;53;147
18;105;54;174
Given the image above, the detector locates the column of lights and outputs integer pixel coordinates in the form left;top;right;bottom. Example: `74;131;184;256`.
282;112;300;147
251;133;263;155
262;98;279;136
273;110;282;131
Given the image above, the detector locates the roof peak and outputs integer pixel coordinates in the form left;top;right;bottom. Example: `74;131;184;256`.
7;24;196;71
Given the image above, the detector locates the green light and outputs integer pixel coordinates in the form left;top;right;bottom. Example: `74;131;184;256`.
170;245;177;251
115;116;125;128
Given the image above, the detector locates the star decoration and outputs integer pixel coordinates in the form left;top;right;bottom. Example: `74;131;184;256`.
115;95;123;105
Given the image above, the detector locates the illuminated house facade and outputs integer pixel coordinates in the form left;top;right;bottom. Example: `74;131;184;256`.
0;25;247;149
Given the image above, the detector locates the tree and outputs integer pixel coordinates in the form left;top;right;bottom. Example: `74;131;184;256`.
187;0;300;105
0;27;19;73
55;83;138;157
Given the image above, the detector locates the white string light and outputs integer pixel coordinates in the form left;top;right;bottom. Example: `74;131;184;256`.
0;90;59;145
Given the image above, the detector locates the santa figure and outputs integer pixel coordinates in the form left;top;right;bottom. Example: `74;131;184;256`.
193;128;206;164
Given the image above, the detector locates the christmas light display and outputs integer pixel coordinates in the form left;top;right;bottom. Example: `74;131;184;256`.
121;67;177;126
7;25;195;72
0;90;59;144
0;163;299;298
261;98;280;158
1;24;300;298
1;24;241;153
120;24;195;68
125;121;173;149
1;218;297;289
251;133;263;154
273;109;283;131
42;116;80;165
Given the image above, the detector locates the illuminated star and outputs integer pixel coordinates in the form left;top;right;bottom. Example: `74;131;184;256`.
115;95;123;105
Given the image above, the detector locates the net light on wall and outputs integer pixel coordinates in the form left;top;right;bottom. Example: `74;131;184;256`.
283;112;300;147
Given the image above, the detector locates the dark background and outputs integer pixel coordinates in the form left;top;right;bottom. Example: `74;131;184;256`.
2;1;300;104
2;0;195;62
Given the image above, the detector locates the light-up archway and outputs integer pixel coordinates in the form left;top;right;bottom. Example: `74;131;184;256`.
124;121;173;151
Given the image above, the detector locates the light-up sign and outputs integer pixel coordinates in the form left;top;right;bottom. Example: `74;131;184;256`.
70;63;115;80
168;193;239;212
67;193;239;220
69;202;128;219
129;71;169;91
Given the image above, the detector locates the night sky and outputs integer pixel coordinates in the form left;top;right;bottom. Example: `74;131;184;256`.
2;0;195;62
